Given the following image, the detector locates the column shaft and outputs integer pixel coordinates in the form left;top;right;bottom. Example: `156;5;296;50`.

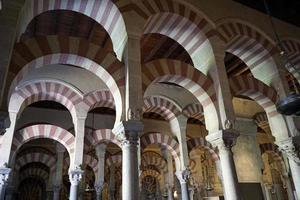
113;121;143;200
289;159;300;199
180;182;190;200
68;169;83;200
69;184;78;200
53;189;60;200
0;185;4;200
167;187;173;200
218;146;241;200
122;140;139;200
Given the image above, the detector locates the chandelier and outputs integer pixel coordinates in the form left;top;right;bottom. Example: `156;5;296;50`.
262;0;300;116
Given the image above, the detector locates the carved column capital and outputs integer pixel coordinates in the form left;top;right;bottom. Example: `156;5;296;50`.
175;168;191;184
112;120;143;146
277;137;300;164
0;167;11;185
0;111;10;135
69;167;84;186
94;183;104;194
206;129;239;153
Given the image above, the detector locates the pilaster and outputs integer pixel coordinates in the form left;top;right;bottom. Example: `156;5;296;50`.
123;31;143;118
95;143;107;200
73;116;87;168
172;115;189;169
233;118;263;183
53;143;65;200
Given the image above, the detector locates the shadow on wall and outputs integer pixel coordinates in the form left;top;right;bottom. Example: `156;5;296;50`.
240;183;264;200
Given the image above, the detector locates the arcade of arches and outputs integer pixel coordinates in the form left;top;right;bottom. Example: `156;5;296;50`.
0;0;300;200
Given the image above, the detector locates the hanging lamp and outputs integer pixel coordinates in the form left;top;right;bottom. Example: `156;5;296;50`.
263;0;300;116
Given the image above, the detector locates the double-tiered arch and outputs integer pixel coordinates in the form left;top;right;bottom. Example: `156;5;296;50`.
9;36;124;124
143;59;219;132
217;19;279;85
229;75;289;141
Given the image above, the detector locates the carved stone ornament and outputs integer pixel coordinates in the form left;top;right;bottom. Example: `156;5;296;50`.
206;129;239;152
277;138;300;164
0;112;10;135
0;167;11;185
224;119;234;130
69;167;84;185
112;121;143;146
176;168;191;184
127;108;143;120
94;183;104;194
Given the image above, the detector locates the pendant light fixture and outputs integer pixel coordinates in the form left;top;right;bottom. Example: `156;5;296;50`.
263;0;300;116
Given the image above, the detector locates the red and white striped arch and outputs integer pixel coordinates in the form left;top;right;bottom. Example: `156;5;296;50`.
19;167;49;182
182;103;205;123
17;0;127;59
15;152;56;173
142;151;167;173
217;20;278;85
9;80;83;120
143;96;181;121
230;75;289;141
9;36;124;123
106;154;122;167
85;129;122;148
143;59;219;132
83;90;115;112
280;39;300;83
140;133;180;170
186;137;219;161
11;124;75;165
118;0;216;72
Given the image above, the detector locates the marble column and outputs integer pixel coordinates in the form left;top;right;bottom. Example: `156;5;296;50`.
161;147;174;200
52;185;61;200
0;167;11;200
69;168;84;200
95;143;107;200
282;172;295;200
263;184;272;200
176;169;190;200
206;130;242;200
277;137;300;200
113;121;143;200
73;117;86;168
166;184;174;200
289;159;300;200
53;143;65;200
171;115;189;170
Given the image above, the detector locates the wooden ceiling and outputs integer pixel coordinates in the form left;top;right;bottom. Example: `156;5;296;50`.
141;33;193;65
21;10;113;52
